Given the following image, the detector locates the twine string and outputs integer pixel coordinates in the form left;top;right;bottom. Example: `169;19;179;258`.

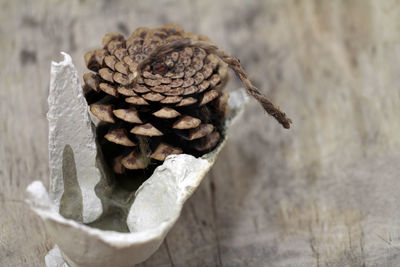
135;39;292;129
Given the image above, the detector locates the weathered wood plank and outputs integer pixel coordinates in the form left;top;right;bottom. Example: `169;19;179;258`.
2;0;400;266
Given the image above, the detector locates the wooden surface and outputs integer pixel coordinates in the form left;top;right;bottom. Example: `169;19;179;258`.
2;0;400;266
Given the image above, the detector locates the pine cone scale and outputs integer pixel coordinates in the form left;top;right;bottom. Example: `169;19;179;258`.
104;129;136;147
113;108;142;124
176;97;197;107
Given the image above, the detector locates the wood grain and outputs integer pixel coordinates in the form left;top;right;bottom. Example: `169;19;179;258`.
2;0;400;266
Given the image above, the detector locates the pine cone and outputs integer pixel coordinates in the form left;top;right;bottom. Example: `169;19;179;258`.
83;25;230;178
83;24;292;179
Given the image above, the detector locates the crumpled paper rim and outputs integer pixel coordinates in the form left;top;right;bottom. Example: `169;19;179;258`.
26;52;248;266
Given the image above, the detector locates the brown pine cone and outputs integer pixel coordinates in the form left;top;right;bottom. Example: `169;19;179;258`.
83;24;291;180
